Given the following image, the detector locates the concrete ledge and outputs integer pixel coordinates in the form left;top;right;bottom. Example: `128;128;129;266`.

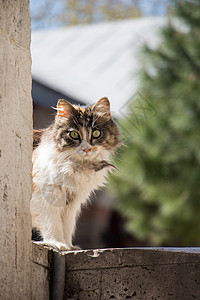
64;248;200;300
32;243;53;300
31;245;200;300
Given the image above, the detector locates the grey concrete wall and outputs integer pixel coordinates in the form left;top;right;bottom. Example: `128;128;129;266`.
32;243;52;300
30;245;200;300
64;248;200;300
0;1;33;298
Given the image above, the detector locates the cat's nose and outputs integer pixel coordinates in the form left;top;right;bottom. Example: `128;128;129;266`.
82;147;91;153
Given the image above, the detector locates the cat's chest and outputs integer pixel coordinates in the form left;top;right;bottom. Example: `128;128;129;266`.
54;168;107;204
74;169;106;190
34;150;108;204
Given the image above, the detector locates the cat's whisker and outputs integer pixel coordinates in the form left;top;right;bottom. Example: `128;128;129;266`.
72;116;79;127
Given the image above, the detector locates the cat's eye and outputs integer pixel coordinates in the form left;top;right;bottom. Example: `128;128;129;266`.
69;131;79;140
92;130;101;139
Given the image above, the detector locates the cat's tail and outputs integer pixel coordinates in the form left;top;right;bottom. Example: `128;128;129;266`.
32;227;43;241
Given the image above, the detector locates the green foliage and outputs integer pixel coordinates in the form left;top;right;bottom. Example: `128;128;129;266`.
63;0;141;25
110;0;200;246
31;0;172;29
31;0;141;29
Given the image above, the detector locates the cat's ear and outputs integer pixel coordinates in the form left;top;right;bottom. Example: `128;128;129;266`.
56;99;75;119
92;97;111;119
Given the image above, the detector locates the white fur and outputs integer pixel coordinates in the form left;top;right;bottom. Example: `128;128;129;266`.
31;138;111;251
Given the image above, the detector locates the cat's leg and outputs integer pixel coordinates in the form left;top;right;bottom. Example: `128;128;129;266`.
32;203;72;251
62;202;81;250
36;211;80;251
31;192;80;251
32;229;72;251
41;211;72;251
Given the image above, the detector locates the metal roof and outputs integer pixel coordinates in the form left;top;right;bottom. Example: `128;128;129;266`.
31;17;166;116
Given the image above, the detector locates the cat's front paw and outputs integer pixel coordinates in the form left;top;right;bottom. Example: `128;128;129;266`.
57;243;72;251
32;240;81;252
32;240;71;252
70;245;81;251
56;243;81;251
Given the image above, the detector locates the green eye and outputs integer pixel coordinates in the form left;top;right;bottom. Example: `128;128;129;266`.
70;131;79;140
92;130;101;138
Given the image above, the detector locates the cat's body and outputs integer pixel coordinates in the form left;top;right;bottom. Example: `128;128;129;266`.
31;97;120;251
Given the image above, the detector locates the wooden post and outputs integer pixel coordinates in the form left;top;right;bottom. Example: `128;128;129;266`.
0;0;33;298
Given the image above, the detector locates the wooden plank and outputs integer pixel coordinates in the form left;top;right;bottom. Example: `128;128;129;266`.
0;1;32;298
64;248;200;270
64;248;200;300
31;262;50;300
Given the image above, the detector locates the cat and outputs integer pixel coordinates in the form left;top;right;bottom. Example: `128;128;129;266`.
31;97;120;251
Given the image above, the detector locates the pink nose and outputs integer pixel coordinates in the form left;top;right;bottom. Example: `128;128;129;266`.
82;148;91;153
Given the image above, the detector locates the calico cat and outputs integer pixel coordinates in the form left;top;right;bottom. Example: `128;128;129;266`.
31;97;120;251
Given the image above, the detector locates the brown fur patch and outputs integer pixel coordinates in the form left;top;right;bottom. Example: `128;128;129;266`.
32;181;36;192
91;146;98;152
32;170;38;178
65;190;76;205
32;213;39;218
72;159;117;172
73;105;85;113
33;129;45;149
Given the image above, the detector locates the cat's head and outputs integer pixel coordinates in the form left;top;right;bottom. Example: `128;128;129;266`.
54;97;120;160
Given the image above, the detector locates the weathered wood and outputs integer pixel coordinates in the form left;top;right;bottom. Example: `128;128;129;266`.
32;243;52;300
30;245;200;299
64;248;200;300
0;1;32;298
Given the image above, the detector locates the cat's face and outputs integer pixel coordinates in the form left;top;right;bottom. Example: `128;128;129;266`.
54;97;120;160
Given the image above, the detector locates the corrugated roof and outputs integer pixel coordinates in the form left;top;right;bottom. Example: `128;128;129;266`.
31;17;166;116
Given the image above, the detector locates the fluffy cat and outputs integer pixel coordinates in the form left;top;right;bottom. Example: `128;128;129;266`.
31;97;120;251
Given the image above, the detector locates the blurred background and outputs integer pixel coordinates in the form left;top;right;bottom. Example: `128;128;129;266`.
30;0;200;249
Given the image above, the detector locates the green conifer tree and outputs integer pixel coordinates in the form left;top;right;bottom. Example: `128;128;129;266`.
110;0;200;246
